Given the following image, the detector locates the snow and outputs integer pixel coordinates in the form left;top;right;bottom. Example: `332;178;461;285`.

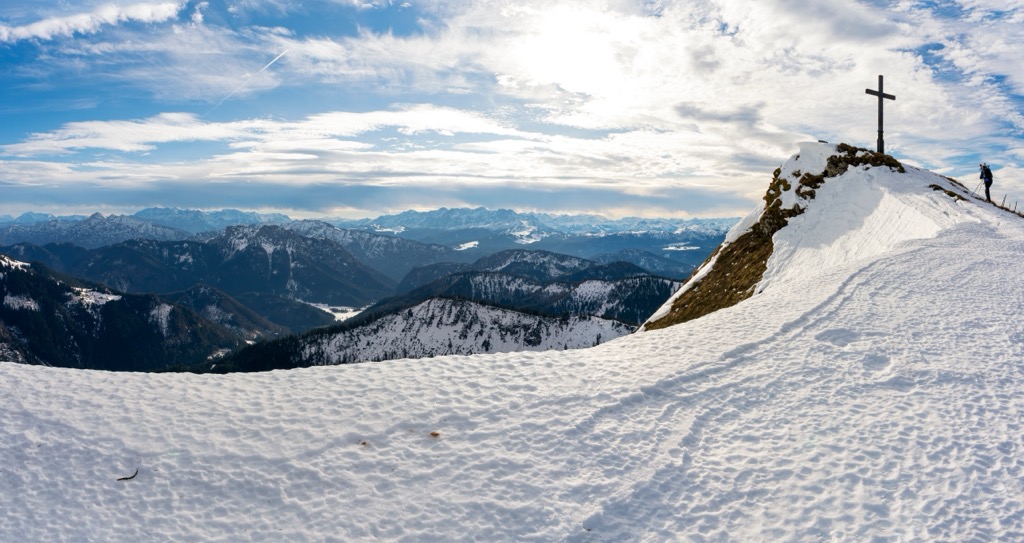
512;222;544;244
2;294;39;312
0;254;31;271
148;304;174;338
70;287;122;307
723;199;764;244
455;240;479;251
759;150;969;292
662;243;701;251
228;236;249;256
260;241;278;257
4;143;1024;541
302;301;364;322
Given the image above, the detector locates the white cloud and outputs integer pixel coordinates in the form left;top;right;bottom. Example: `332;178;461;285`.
2;105;534;157
191;1;208;25
2;0;1023;217
3;112;247;155
51;23;290;102
0;101;779;220
0;2;184;43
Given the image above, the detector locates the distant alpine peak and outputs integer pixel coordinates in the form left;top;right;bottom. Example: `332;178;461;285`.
133;207;290;234
283;219;350;239
345;206;735;237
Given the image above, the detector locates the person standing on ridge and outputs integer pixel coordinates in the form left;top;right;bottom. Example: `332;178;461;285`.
980;163;994;202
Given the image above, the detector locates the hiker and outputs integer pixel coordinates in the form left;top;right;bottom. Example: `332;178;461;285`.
980;163;994;202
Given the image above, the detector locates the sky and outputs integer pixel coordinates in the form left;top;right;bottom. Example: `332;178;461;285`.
0;0;1022;220
5;143;1024;541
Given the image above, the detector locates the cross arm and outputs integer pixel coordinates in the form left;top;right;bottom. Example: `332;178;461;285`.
865;89;896;100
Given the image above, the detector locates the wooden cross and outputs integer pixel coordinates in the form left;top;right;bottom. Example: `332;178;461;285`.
865;75;895;154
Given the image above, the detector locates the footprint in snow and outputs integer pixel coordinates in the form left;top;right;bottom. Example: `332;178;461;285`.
862;353;891;372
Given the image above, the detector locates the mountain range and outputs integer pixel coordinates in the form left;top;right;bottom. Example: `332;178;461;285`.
0;208;721;370
332;206;734;237
379;249;678;326
275;220;475;282
331;206;731;268
0;207;731;278
0;212;188;249
0;225;392;336
216;248;681;371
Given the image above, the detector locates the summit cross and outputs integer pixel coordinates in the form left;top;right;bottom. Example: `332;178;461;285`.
865;75;896;154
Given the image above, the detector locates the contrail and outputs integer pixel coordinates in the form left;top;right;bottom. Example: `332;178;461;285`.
202;50;288;118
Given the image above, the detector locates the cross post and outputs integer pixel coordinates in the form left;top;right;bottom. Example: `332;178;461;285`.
865;75;896;154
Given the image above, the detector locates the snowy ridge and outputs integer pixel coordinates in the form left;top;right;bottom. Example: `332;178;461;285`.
473;249;594;279
301;298;632;365
343;206;735;238
0;255;238;370
645;142;972;329
4;143;1024;541
0;254;30;271
379;267;681;334
0;212;189;249
68;287;121;309
133;207;290;234
762;145;965;291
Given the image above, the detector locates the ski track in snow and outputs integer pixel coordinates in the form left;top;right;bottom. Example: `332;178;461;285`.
566;226;1024;541
3;146;1024;541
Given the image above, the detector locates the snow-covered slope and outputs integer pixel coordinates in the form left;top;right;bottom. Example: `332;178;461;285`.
299;298;632;365
4;143;1024;541
644;142;976;329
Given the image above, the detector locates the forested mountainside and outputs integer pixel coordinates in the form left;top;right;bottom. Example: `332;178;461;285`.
0;255;239;371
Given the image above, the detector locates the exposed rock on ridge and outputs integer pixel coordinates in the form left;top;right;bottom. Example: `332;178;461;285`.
643;143;912;331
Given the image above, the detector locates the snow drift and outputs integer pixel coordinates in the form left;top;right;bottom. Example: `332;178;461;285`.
3;142;1024;542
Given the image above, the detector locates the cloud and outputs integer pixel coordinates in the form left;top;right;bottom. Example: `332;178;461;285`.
191;1;208;25
2;112;242;155
0;2;185;43
1;0;1022;218
0;161;756;220
2;105;535;157
675;103;763;126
